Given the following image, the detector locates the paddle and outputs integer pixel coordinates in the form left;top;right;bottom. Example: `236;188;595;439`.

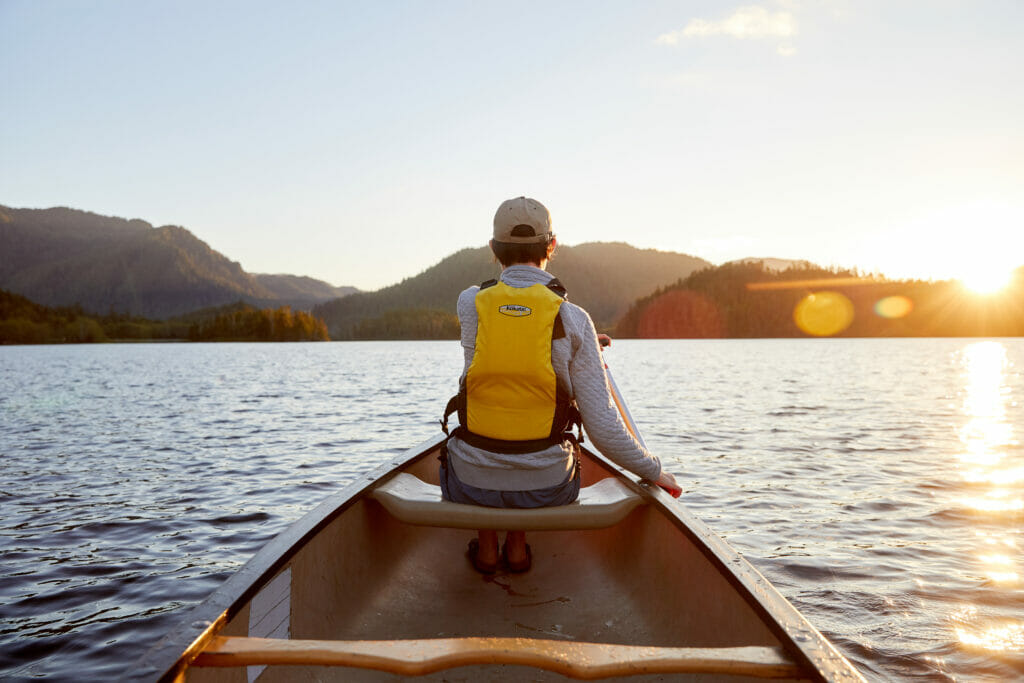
598;335;682;498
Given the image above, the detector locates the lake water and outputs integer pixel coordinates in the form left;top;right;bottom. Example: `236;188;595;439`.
1;339;1023;681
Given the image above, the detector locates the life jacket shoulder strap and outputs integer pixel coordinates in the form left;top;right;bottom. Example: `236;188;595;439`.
480;277;565;297
546;277;568;300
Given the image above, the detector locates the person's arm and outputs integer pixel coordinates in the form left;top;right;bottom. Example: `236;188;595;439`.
566;308;663;482
597;334;681;497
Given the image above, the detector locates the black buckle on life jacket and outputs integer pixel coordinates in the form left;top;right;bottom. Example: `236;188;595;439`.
567;403;584;444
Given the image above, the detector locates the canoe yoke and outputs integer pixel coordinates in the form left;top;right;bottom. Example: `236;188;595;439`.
195;635;804;679
370;473;646;530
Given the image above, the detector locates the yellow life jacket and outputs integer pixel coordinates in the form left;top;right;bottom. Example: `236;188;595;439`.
442;278;581;452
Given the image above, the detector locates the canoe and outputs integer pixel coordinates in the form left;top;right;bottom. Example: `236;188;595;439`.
133;434;865;682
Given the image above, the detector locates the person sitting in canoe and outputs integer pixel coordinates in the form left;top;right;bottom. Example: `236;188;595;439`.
440;196;681;573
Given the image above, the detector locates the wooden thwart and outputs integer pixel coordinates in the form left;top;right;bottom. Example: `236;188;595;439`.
370;473;645;531
194;635;804;679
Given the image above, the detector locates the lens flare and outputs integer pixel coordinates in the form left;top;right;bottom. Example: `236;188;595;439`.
874;295;913;319
793;291;854;337
636;290;724;338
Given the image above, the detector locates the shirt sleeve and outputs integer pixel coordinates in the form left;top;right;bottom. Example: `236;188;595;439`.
457;286;479;373
566;307;663;481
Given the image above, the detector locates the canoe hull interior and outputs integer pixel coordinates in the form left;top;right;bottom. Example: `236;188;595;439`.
147;437;857;682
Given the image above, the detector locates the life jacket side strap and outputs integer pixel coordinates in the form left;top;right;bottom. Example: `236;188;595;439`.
440;395;460;436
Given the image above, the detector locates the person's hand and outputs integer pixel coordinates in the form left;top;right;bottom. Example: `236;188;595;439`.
597;333;612;349
654;470;682;498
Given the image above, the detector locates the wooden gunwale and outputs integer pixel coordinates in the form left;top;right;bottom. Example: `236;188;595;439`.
608;469;861;682
132;433;863;682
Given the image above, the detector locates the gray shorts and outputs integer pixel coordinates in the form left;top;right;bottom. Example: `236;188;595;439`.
439;449;581;509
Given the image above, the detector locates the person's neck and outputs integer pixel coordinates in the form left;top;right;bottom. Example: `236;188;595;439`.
502;261;547;271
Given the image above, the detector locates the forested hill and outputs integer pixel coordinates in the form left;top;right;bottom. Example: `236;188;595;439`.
616;261;1024;338
252;274;358;308
314;243;710;339
0;205;356;318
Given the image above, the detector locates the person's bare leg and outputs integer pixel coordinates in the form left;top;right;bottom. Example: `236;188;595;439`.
477;529;499;566
504;530;528;564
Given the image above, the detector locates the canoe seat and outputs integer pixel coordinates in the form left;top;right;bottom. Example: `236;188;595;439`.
370;473;645;530
195;635;803;679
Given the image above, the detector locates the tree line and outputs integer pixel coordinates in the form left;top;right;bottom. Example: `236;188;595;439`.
351;309;459;340
0;290;328;344
186;304;329;341
615;262;1024;338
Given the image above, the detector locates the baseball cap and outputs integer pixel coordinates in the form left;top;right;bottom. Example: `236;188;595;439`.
493;196;553;244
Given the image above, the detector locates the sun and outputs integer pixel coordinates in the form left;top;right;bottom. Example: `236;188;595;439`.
960;267;1014;295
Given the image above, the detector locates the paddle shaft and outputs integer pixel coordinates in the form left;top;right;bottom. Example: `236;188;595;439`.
604;363;648;450
599;335;647;447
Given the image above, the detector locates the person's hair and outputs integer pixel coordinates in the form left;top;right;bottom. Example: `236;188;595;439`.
490;237;556;268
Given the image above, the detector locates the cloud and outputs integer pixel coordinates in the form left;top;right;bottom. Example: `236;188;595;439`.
656;4;799;54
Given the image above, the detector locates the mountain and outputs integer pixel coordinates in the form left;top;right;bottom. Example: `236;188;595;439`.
253;274;358;307
0;205;356;318
314;242;711;339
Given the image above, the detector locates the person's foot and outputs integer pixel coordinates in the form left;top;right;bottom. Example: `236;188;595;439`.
467;539;498;574
467;530;499;574
502;541;532;573
502;531;531;572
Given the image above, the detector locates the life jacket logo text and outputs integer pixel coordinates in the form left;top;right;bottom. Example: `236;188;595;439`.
498;304;532;317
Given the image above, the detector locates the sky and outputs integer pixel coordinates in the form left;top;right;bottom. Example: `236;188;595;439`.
2;0;1022;291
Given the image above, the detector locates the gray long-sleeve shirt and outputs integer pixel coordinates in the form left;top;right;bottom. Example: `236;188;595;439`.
447;264;663;491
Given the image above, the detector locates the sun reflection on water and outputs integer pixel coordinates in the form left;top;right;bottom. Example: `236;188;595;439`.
958;342;1013;467
950;342;1024;654
961;465;1024;486
952;606;1024;653
956;622;1024;652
